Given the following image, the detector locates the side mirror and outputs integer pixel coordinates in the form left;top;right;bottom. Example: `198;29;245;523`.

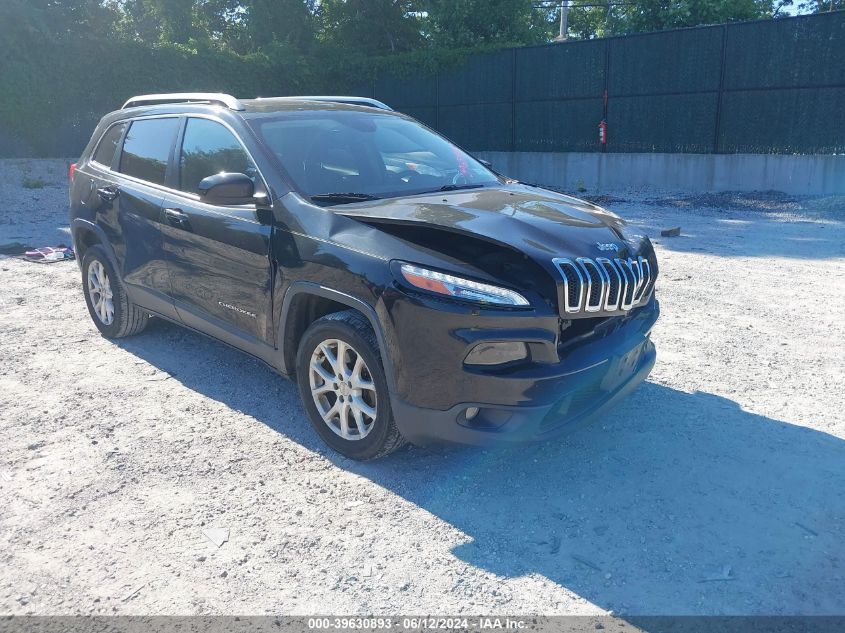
198;172;254;205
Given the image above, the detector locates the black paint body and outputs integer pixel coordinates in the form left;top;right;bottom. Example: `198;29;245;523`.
69;100;659;446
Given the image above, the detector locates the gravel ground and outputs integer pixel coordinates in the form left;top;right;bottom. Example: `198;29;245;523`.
1;159;844;616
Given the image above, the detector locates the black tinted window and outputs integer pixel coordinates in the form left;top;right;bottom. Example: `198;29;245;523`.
92;123;125;167
179;118;256;194
119;118;179;185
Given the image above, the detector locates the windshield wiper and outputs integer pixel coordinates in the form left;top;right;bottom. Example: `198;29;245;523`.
437;183;485;192
310;192;381;204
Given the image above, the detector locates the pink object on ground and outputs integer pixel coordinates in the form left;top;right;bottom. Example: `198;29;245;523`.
23;247;75;263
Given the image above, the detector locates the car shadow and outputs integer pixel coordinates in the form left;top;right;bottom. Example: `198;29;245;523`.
117;319;845;616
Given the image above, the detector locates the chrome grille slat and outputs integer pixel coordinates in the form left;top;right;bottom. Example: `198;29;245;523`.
636;257;652;304
553;258;585;313
576;257;609;312
616;257;637;311
596;257;622;311
554;255;654;315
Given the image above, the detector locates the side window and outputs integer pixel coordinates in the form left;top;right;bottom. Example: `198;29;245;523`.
92;123;126;167
179;118;256;194
118;118;180;186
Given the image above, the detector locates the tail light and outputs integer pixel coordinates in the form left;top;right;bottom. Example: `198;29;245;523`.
68;163;77;182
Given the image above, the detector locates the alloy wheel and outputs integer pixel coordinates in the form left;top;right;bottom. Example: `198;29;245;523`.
87;260;114;325
309;338;378;440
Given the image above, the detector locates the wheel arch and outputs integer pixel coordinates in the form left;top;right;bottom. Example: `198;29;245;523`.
71;219;119;271
278;282;395;388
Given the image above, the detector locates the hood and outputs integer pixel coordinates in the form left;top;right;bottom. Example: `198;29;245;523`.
335;184;646;267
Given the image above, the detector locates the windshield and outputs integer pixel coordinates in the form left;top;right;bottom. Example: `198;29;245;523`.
247;110;499;203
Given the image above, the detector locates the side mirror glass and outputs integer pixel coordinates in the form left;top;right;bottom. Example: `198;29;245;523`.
198;172;255;205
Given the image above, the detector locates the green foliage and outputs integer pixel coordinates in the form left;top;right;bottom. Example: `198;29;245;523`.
123;0;195;44
240;0;316;53
318;0;424;54
0;28;309;156
796;0;845;10
423;0;552;47
622;0;777;32
562;0;781;40
0;0;118;38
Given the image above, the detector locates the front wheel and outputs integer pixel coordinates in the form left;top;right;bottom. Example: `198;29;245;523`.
296;310;405;460
81;245;148;339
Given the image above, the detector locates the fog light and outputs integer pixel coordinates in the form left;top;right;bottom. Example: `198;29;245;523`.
458;407;512;431
464;341;528;366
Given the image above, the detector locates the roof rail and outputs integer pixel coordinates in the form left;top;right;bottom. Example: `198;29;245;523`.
302;96;393;111
122;93;245;111
255;96;393;111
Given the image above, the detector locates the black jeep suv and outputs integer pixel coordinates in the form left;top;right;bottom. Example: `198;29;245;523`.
69;93;659;460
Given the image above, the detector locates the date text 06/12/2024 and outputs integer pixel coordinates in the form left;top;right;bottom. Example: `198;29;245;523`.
306;617;528;630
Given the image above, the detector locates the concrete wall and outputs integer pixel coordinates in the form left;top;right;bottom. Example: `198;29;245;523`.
474;151;845;195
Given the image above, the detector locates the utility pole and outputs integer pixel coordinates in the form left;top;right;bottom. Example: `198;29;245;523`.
554;1;569;42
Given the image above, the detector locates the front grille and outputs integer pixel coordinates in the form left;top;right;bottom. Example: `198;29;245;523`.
553;256;654;315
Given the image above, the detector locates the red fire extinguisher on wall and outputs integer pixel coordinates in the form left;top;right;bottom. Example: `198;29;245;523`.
598;119;608;146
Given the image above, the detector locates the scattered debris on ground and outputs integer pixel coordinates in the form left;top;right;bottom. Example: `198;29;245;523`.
203;528;230;548
23;245;74;263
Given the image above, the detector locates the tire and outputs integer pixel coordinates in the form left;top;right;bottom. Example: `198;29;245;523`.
81;245;148;339
296;310;405;460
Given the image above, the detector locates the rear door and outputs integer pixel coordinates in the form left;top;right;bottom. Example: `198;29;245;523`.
103;116;181;317
160;116;273;349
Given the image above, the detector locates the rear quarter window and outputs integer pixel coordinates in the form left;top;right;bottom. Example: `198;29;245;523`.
91;122;126;167
118;118;180;186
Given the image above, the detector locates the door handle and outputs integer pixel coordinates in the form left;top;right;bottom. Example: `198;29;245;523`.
96;186;119;202
163;207;190;228
164;207;188;222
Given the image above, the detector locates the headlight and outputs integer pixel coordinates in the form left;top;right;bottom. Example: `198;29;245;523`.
398;263;530;307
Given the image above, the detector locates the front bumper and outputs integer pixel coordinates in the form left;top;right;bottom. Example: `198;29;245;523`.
388;298;659;446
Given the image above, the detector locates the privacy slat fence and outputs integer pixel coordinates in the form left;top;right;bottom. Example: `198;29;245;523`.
356;11;845;155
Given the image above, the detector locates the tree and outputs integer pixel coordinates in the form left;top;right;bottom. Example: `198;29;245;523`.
243;0;316;52
795;0;845;10
1;0;118;40
193;0;245;47
549;0;783;40
115;0;197;44
424;0;552;47
561;1;625;40
318;0;423;54
622;0;777;33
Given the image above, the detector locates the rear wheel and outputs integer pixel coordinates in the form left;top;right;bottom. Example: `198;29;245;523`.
296;310;404;460
81;245;148;338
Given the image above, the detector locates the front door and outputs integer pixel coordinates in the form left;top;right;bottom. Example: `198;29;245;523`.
160;116;273;349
